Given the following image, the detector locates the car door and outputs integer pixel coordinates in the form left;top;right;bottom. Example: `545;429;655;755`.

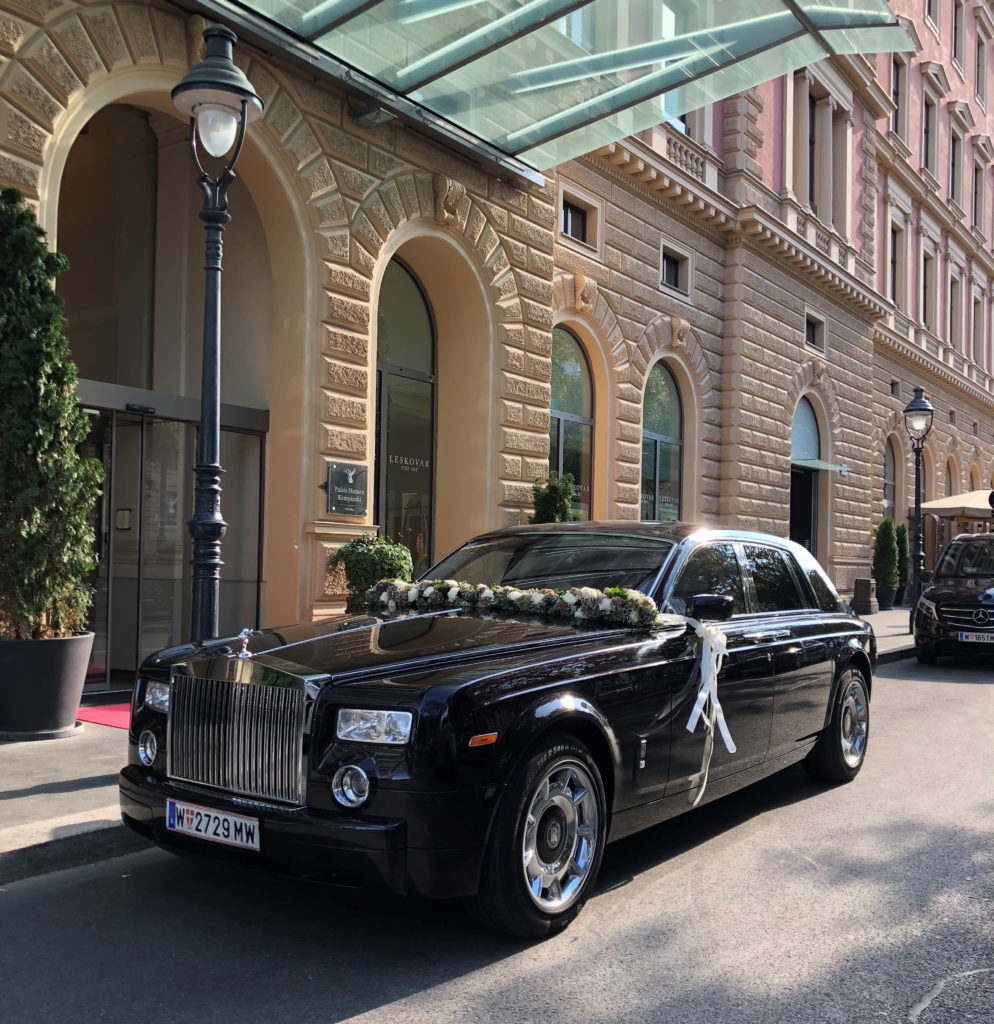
740;543;836;758
659;541;775;798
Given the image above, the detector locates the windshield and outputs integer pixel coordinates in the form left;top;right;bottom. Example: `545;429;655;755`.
935;538;994;576
422;532;676;594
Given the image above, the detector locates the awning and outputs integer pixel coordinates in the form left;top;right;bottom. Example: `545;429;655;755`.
921;490;994;519
198;0;914;180
792;459;847;474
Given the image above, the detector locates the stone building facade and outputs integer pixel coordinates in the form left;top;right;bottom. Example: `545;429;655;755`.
0;0;990;682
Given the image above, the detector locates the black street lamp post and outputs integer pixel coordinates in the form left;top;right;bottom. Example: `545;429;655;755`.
172;25;263;643
903;385;935;633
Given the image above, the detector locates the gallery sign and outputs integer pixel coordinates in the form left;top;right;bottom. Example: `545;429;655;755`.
326;463;367;517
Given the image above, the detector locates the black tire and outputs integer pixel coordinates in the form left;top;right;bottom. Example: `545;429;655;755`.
803;666;870;784
465;735;606;939
915;648;938;664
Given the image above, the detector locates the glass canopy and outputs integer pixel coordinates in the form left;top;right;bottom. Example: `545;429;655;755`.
213;0;913;173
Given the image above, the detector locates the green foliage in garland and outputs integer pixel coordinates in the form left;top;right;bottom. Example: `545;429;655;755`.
529;472;575;524
330;534;413;610
0;188;104;639
895;520;909;589
872;516;899;591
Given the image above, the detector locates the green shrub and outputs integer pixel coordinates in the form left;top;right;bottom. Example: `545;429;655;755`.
528;472;575;524
871;516;899;591
0;188;103;639
330;534;413;611
895;520;909;589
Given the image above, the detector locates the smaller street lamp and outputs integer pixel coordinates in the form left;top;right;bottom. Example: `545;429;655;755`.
903;385;935;633
172;25;263;643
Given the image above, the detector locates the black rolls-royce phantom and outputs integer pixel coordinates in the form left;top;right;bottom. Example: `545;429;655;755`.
120;524;875;937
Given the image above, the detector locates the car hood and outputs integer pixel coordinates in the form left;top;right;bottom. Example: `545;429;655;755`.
924;577;994;603
147;611;637;684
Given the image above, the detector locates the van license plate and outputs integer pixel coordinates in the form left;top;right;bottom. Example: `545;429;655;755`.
958;632;994;643
166;799;260;851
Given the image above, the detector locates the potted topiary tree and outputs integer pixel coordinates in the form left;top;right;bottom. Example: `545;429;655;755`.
528;472;575;524
871;516;899;611
894;520;910;606
329;534;414;612
0;188;103;740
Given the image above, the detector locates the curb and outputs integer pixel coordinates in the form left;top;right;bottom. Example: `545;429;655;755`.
0;824;150;885
877;646;914;666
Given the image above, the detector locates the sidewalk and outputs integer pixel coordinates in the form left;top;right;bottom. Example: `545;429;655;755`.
0;608;914;885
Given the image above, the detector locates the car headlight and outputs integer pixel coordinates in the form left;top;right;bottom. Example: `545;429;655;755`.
336;708;413;744
917;597;939;622
144;680;171;713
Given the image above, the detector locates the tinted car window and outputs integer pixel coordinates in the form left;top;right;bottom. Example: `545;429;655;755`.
935;537;994;576
666;543;746;615
425;533;675;592
743;545;806;612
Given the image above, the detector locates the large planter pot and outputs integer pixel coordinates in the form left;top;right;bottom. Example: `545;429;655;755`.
0;632;94;740
876;586;897;612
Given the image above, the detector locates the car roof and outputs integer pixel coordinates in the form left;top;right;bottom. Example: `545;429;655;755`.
466;520;807;550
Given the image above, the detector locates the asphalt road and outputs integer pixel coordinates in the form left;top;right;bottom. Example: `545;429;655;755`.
1;659;991;1024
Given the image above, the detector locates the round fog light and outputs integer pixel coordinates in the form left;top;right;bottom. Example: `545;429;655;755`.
138;730;158;766
333;765;370;808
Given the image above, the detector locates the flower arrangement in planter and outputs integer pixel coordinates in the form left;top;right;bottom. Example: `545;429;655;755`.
0;188;104;738
329;534;414;612
366;578;660;629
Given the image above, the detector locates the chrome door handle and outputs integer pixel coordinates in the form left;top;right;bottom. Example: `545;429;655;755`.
743;629;791;642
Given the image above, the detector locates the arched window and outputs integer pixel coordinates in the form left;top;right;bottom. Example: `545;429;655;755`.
375;260;435;574
944;463;954;496
550;327;593;520
790;397;821;554
641;362;683;521
883;439;896;520
970;467;980;490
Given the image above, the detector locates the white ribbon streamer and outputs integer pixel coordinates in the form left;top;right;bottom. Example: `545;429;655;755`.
673;616;734;807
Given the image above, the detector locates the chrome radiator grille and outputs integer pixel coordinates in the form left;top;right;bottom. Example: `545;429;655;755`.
939;604;994;629
167;674;306;805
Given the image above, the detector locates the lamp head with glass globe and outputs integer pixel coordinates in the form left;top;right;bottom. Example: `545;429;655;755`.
903;385;935;445
171;24;262;162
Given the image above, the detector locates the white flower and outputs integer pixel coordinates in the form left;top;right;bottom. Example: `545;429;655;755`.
423;586;435;598
580;587;600;601
531;593;545;606
598;597;611;612
387;599;396;612
406;588;418;603
563;592;578;605
379;592;390;604
448;587;459;602
480;588;494;602
628;611;639;624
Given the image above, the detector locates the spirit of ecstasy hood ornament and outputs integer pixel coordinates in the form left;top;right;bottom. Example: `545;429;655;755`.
237;627;253;659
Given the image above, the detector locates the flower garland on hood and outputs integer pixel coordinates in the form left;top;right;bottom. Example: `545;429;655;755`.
366;578;660;628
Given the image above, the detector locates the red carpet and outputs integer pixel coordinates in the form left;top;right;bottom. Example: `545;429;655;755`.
76;703;131;730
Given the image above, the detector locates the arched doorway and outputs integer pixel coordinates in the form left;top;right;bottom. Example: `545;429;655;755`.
790;397;821;554
374;259;436;575
641;361;683;521
57;102;273;689
550;326;593;520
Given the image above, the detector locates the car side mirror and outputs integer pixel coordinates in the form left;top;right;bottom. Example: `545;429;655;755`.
689;594;734;622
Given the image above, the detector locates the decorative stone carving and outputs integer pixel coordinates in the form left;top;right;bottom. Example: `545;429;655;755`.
671;315;689;350
433;173;465;226
573;273;597;313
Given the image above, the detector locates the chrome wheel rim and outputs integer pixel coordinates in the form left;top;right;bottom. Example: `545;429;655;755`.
840;676;868;768
521;758;599;913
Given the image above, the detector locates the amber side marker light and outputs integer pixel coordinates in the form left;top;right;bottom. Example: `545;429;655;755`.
469;733;498;748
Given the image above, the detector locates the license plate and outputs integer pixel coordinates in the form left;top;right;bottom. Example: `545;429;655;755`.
958;632;994;643
166;799;260;851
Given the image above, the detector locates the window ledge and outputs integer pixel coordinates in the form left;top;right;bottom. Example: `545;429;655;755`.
920;167;940;192
887;131;912;161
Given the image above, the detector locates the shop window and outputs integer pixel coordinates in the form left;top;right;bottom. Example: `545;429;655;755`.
375;259;435;575
640;362;683;522
549;326;593;520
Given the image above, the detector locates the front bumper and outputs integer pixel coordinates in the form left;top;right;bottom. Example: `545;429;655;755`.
119;765;486;899
913;613;994;656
